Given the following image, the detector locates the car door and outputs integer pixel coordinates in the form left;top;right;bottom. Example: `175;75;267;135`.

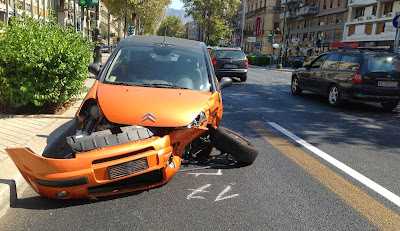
303;54;328;92
317;53;341;94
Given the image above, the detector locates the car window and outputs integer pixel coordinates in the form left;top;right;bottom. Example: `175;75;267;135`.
338;55;360;70
311;54;327;68
365;55;400;73
104;46;211;92
321;54;340;69
215;50;245;59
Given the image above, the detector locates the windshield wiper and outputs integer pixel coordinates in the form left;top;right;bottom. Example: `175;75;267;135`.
105;81;135;86
141;83;189;89
221;57;233;59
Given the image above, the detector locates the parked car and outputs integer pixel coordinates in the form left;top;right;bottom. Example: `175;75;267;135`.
101;45;109;53
209;47;248;82
292;55;307;68
291;49;400;111
6;36;258;199
302;56;316;67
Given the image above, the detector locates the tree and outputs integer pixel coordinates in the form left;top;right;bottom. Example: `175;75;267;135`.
156;15;184;38
182;0;240;44
101;0;171;35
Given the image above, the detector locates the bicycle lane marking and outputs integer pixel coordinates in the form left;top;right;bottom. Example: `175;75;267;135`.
247;121;400;230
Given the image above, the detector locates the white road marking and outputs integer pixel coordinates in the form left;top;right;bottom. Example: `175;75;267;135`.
268;122;400;207
187;184;211;200
187;169;222;177
215;185;239;202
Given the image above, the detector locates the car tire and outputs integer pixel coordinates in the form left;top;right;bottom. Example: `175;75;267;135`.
240;75;247;82
291;76;302;95
211;126;258;165
381;101;399;111
328;84;343;106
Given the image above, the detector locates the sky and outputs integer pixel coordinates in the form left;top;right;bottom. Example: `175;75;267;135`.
170;0;184;10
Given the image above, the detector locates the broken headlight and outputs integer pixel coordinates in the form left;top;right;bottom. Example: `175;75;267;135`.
187;110;208;128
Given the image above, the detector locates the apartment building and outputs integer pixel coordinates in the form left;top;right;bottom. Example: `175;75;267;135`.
243;0;283;54
281;0;348;56
0;0;121;44
0;0;52;23
184;21;198;40
232;2;244;48
343;0;400;50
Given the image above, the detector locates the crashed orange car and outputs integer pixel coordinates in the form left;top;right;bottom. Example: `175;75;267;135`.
6;36;258;199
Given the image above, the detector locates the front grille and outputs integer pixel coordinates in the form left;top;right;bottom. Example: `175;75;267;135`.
92;147;154;165
108;157;149;179
88;170;164;195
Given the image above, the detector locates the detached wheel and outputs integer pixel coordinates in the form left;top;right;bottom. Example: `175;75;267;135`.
240;75;247;82
291;76;302;95
328;84;343;106
381;101;399;111
211;126;258;165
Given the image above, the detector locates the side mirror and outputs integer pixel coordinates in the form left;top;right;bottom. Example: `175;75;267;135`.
218;77;233;90
304;64;311;69
88;63;101;76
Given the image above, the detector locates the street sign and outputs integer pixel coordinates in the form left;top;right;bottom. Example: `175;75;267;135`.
247;37;256;43
393;15;400;28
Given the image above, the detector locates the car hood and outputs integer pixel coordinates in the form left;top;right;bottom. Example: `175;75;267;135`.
97;83;213;127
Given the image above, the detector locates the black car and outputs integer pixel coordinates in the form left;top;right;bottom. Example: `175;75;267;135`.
209;48;248;82
292;55;306;68
291;49;400;111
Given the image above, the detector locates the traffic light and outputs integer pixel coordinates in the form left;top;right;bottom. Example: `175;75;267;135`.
316;39;321;48
78;0;98;8
77;21;80;31
268;34;274;43
78;0;86;6
128;25;135;35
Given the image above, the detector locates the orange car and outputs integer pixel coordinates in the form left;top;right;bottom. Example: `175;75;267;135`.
6;36;257;199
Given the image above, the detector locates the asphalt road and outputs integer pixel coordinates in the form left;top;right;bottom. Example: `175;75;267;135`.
1;67;400;230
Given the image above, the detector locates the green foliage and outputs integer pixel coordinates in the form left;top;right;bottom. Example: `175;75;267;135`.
102;0;170;35
0;12;94;111
183;0;240;43
156;15;184;38
246;55;272;66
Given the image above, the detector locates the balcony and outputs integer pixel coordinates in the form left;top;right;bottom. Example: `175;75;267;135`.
273;6;284;11
281;0;299;5
279;11;298;20
297;5;318;16
348;0;376;7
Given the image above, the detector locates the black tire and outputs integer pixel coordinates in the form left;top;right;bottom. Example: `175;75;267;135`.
291;76;302;95
211;126;258;165
328;84;343;106
240;75;247;82
381;101;399;111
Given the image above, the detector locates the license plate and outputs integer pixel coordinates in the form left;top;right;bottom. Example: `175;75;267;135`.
377;81;398;87
108;157;148;179
224;64;238;69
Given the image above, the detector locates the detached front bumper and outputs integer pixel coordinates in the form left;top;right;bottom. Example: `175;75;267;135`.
5;135;180;199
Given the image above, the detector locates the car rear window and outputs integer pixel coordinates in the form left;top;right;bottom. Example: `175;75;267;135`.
365;55;400;73
215;50;245;59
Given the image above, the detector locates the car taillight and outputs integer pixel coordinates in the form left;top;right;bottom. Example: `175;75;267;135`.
245;58;248;68
212;57;217;67
352;71;362;84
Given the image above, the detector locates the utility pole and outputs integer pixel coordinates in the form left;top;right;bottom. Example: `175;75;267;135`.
240;0;246;50
74;0;77;33
278;3;287;69
93;1;102;64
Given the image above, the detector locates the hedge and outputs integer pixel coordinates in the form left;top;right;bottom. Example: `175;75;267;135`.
246;55;273;66
0;10;94;112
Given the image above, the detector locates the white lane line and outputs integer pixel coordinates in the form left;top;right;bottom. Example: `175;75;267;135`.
268;122;400;207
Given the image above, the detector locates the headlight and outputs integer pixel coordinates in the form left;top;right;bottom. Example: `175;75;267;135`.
187;110;208;128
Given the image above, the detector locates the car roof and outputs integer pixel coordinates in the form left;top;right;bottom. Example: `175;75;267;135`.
215;48;243;51
121;35;204;52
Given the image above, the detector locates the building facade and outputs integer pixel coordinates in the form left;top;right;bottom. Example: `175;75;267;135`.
243;0;283;55
280;0;348;57
343;0;400;50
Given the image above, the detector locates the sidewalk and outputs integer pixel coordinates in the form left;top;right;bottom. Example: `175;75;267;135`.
249;64;295;73
0;53;111;218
